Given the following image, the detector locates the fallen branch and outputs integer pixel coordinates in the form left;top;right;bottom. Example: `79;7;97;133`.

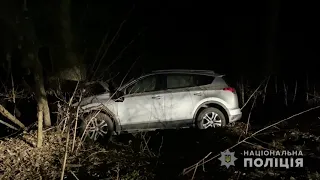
0;104;25;129
70;171;79;180
182;105;320;176
0;119;18;130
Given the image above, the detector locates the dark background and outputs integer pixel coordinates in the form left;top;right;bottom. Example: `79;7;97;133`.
72;0;319;79
1;0;319;80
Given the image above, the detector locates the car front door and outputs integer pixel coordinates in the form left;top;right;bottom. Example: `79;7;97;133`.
162;74;196;128
117;74;166;130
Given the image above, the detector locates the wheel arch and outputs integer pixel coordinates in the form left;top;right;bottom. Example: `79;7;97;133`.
193;101;230;124
81;107;121;133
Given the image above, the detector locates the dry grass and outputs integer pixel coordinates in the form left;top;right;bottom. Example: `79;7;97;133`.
0;78;156;179
0;129;76;179
0;127;156;179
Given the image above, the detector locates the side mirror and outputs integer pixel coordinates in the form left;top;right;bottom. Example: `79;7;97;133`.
115;96;124;102
113;90;125;102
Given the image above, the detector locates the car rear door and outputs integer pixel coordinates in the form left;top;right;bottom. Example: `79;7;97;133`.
187;74;217;107
162;73;196;128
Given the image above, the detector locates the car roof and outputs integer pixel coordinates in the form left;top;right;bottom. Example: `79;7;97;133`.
119;69;224;90
151;69;223;77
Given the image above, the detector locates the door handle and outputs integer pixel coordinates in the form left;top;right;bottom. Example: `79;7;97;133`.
193;92;202;96
152;95;161;99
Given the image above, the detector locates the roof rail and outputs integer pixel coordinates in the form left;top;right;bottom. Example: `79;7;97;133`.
152;69;215;73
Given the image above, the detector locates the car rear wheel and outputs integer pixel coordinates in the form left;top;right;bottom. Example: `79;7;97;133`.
197;107;226;129
80;112;114;142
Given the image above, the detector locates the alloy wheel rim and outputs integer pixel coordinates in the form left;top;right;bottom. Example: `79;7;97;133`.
86;117;109;141
202;112;222;128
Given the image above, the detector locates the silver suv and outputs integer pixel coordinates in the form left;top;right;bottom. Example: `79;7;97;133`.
77;69;242;141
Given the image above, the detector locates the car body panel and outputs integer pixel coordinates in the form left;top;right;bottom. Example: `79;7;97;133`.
80;96;117;117
163;88;194;126
117;91;165;129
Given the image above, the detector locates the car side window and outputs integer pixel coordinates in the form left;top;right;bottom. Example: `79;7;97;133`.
126;75;157;94
166;74;214;89
193;75;214;86
166;74;195;89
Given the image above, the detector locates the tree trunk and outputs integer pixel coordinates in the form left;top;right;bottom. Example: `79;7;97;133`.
51;0;85;81
16;0;52;128
19;42;52;129
32;53;51;127
37;97;43;148
1;0;52;147
28;52;51;147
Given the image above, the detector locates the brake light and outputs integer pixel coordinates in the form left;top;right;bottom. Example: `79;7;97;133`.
223;87;236;93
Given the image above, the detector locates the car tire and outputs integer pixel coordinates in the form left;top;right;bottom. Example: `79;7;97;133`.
196;107;226;129
80;112;114;143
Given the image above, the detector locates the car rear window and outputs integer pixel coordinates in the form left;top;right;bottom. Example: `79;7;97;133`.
193;75;214;86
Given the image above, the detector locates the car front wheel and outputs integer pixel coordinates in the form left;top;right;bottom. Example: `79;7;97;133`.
80;112;114;142
197;107;226;129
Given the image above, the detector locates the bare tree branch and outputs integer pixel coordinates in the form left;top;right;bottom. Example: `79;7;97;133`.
0;104;25;129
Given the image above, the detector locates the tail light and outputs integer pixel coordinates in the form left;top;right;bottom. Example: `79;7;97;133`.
223;87;236;93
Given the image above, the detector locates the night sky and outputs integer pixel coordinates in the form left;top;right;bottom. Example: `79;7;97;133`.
1;0;320;81
78;0;320;79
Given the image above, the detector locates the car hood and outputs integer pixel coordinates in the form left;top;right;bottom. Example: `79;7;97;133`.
72;93;111;107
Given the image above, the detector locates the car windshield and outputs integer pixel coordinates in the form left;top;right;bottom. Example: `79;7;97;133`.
83;82;107;96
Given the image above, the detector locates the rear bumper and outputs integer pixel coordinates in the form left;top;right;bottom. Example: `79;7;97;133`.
228;108;242;123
